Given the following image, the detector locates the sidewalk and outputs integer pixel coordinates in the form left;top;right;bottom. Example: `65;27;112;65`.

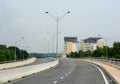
85;59;120;84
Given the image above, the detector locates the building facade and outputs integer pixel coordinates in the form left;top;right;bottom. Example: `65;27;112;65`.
80;37;103;51
64;37;104;56
64;37;79;54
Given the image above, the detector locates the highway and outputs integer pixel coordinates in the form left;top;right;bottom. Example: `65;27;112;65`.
28;58;54;65
10;59;113;84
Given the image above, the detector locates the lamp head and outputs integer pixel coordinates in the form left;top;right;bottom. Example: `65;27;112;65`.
67;11;70;13
22;37;24;39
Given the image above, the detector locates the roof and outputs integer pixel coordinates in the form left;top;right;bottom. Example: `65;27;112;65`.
64;37;77;43
84;37;102;43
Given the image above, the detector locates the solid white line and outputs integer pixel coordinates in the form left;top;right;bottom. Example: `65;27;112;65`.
53;81;58;84
90;63;109;84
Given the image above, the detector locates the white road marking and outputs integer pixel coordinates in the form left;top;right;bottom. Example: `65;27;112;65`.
53;81;58;84
65;73;68;76
52;61;76;84
90;63;109;84
60;76;64;79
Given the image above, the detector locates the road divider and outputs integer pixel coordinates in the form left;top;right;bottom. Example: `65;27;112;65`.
0;59;59;84
0;57;37;70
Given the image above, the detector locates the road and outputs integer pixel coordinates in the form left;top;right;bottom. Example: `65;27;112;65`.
28;58;54;65
10;59;113;84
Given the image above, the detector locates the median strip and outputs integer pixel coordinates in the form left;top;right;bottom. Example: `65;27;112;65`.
0;59;59;84
0;57;37;70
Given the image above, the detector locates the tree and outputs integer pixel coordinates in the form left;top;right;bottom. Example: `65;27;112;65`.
0;45;7;50
113;42;120;54
8;46;20;60
0;46;14;63
20;50;29;60
93;47;105;57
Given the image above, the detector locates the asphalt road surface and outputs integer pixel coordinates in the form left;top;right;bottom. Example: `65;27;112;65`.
10;59;113;84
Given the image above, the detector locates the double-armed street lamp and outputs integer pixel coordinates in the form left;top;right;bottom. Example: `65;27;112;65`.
45;11;70;55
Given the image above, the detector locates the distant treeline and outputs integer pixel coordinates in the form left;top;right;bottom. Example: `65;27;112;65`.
0;45;29;63
67;42;120;59
29;53;57;58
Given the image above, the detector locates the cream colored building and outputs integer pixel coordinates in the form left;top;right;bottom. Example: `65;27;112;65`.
66;42;72;54
79;41;84;51
64;37;78;55
97;41;104;48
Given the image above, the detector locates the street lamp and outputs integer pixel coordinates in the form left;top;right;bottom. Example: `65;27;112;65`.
45;11;70;55
105;38;108;58
46;31;61;53
46;31;54;53
44;39;50;53
26;46;29;53
98;35;108;58
14;37;24;61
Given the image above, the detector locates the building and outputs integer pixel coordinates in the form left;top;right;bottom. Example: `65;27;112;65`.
83;37;103;51
64;37;79;54
79;40;84;51
63;36;104;58
97;41;104;48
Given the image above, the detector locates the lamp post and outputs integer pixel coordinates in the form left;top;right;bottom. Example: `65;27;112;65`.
14;37;24;61
46;31;54;53
44;39;50;53
98;35;108;58
105;38;108;58
26;46;29;53
45;11;70;55
46;31;61;53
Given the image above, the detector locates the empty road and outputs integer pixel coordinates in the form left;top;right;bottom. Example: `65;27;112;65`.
10;59;113;84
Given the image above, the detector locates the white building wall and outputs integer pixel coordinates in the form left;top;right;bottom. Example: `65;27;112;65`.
92;43;97;50
83;43;98;51
72;43;78;52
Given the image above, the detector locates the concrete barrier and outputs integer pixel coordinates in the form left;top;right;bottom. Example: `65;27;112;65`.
0;59;59;84
0;57;37;70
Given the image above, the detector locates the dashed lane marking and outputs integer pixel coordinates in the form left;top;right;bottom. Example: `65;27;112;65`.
65;74;68;76
53;81;58;84
60;76;64;79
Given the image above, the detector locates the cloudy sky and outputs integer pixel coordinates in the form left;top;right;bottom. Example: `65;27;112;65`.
0;0;120;53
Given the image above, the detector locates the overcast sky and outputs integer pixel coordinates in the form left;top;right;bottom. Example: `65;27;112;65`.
0;0;120;53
